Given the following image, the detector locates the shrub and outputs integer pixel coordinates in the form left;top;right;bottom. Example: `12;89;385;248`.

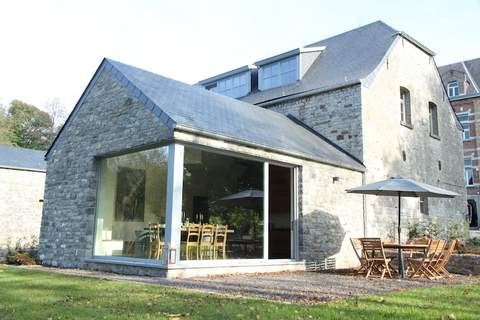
407;216;467;241
5;236;38;265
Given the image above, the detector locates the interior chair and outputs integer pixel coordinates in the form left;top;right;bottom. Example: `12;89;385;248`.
199;224;215;259
214;225;228;259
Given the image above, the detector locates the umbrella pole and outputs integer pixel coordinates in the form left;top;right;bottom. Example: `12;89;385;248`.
397;193;405;279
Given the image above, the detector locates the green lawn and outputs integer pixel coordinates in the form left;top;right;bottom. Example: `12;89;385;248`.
0;266;479;320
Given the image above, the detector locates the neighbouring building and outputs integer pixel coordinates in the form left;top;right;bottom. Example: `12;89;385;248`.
439;58;480;236
0;145;46;259
39;21;465;278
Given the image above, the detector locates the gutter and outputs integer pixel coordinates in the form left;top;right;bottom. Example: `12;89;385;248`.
174;124;366;173
0;165;46;173
450;92;480;102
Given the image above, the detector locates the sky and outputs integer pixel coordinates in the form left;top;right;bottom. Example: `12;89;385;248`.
0;0;479;113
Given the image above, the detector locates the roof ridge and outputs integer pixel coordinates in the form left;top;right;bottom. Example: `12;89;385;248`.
305;20;396;47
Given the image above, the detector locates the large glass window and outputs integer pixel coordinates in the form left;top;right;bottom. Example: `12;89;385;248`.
94;147;169;260
181;146;264;260
206;71;251;98
259;56;299;91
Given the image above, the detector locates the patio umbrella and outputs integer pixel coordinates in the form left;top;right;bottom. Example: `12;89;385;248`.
220;189;264;201
217;189;264;210
346;176;458;278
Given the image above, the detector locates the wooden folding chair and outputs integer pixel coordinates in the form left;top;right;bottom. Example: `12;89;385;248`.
408;239;446;280
350;238;368;274
359;238;393;279
433;239;457;278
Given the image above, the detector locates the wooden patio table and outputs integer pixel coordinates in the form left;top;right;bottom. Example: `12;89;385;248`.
382;242;428;278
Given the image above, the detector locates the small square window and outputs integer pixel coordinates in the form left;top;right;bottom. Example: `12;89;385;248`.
419;197;429;215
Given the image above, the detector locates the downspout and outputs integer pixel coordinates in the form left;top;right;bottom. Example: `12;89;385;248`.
362;172;367;237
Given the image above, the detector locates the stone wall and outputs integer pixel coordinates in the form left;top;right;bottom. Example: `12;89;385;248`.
361;37;466;238
448;254;480;275
267;85;363;161
38;69;171;268
0;168;45;258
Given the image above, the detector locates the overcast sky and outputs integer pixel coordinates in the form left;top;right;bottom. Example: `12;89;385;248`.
1;0;479;112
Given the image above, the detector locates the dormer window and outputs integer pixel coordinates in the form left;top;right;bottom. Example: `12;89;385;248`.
198;66;253;99
448;81;459;97
256;46;325;92
258;55;299;91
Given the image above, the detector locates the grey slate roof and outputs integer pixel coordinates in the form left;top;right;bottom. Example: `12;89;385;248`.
0;145;46;171
104;59;365;171
438;58;480;99
238;21;399;105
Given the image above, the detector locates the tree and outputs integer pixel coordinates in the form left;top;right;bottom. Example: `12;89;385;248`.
44;98;67;132
0;104;12;146
8;100;55;150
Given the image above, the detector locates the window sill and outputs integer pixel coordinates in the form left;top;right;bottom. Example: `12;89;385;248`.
400;121;413;129
430;134;441;140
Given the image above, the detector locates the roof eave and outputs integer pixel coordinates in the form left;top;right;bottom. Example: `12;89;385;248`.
173;124;366;173
396;31;436;56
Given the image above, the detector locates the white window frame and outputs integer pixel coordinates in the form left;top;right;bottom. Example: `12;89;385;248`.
448;81;460;97
457;112;471;140
465;157;474;186
400;87;411;126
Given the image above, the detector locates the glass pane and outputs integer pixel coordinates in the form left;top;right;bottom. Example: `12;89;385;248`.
181;146;264;260
94;146;169;260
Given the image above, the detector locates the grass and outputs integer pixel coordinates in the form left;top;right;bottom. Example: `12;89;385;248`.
0;266;479;320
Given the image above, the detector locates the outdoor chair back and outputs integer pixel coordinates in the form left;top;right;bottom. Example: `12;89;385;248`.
408;239;446;279
434;239;457;278
350;238;367;273
359;238;392;279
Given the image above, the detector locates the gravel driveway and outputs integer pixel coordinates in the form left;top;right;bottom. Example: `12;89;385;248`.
23;266;480;304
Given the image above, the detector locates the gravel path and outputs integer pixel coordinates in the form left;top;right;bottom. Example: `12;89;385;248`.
19;266;480;304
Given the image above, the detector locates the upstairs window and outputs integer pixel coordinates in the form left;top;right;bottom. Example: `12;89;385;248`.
448;81;460;97
419;196;429;215
457;112;471;140
258;55;299;91
400;87;412;126
465;157;474;186
429;102;439;137
207;72;251;99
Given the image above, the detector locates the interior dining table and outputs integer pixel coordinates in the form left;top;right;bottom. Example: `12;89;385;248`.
382;242;429;278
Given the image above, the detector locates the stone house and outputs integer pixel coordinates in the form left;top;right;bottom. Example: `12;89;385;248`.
0;145;45;259
39;21;464;278
439;58;480;236
199;20;466;239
